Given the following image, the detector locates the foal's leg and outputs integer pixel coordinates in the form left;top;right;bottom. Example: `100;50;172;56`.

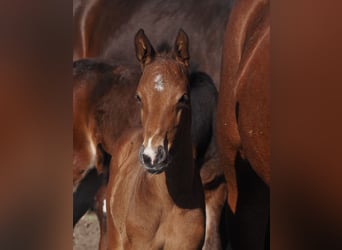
94;144;111;249
73;127;99;226
95;185;108;250
73;144;110;227
73;168;102;226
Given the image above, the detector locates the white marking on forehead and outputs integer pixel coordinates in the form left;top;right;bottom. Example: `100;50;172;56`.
154;74;164;92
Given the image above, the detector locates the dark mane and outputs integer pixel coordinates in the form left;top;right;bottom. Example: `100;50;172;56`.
156;42;199;72
156;42;172;56
73;59;114;77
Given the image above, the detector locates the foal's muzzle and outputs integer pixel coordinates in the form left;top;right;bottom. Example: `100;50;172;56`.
138;145;169;174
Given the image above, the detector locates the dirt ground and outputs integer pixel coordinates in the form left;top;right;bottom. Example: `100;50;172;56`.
73;212;100;250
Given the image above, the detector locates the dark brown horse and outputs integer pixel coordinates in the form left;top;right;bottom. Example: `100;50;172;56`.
216;0;270;249
73;0;233;87
106;29;205;249
73;60;141;188
73;59;141;249
73;57;225;249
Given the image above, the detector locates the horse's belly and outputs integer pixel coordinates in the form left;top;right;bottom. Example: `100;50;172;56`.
237;30;270;185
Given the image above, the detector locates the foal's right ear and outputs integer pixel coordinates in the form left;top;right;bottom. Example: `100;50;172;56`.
174;29;190;67
134;29;155;68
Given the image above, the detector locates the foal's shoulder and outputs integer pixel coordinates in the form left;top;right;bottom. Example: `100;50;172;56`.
110;128;143;165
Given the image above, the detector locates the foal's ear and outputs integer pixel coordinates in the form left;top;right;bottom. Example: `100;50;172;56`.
174;29;190;66
135;29;155;68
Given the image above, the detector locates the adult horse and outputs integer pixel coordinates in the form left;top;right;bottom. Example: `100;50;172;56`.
73;56;225;248
73;0;233;87
73;60;140;188
106;28;205;250
216;0;270;249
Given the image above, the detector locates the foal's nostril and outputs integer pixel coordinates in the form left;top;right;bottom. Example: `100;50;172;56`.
139;144;167;167
155;146;166;164
142;154;152;165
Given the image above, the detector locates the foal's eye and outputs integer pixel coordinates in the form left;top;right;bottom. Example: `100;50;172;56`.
135;94;142;104
177;93;189;106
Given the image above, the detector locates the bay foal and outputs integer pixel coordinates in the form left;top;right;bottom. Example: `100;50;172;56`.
106;29;205;249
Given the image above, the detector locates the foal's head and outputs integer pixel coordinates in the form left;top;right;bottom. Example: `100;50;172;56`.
134;29;191;174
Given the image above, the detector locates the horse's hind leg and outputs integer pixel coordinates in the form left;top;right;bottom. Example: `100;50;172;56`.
203;185;227;250
200;157;227;250
73;168;102;226
73;142;111;227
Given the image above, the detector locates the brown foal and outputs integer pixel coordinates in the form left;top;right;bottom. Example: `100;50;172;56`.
106;29;205;250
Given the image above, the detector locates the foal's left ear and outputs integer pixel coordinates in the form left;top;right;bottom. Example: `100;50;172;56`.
174;29;190;67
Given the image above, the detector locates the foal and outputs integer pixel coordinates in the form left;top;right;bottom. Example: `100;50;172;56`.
106;29;205;249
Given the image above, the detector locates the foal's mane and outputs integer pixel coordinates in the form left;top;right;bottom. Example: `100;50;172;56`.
156;41;198;73
156;42;172;56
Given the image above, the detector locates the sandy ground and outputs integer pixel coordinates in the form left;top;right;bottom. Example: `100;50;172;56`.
73;212;100;250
